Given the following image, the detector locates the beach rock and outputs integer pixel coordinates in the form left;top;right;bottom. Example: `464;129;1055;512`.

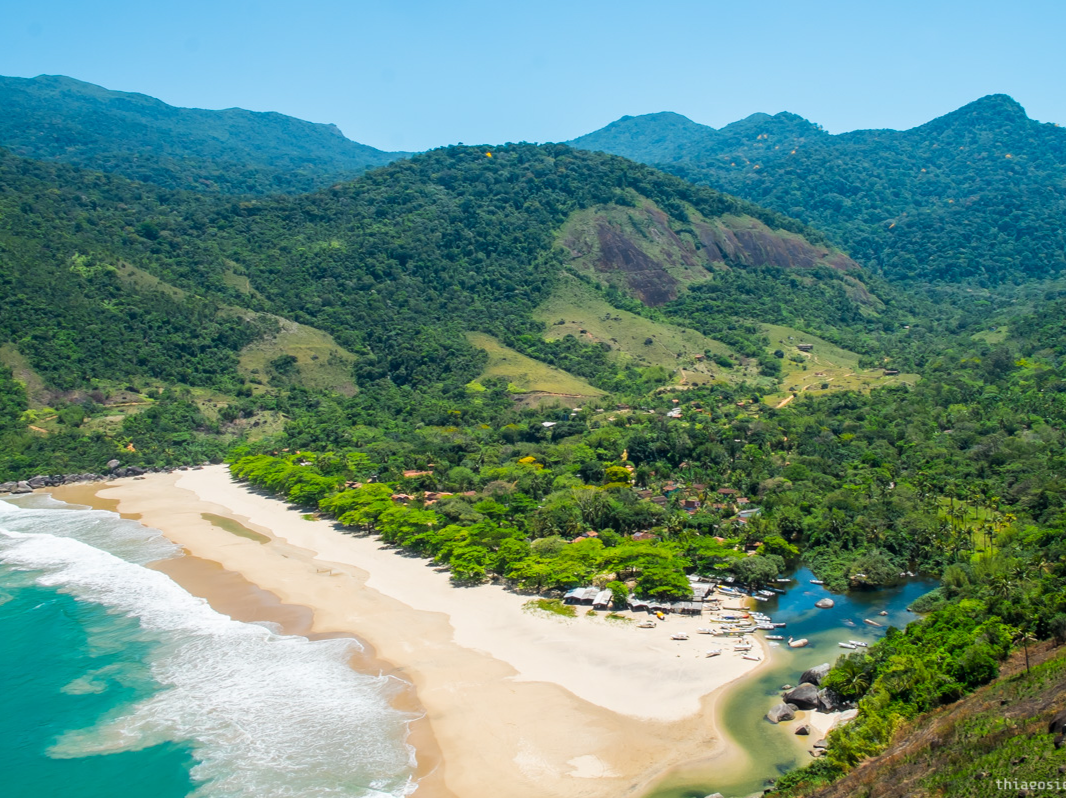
818;688;847;712
813;737;829;749
780;684;793;691
0;481;15;493
106;459;121;471
815;598;835;609
767;703;797;724
126;466;147;476
14;481;32;493
830;709;859;731
1049;710;1066;736
800;663;831;687
28;475;49;488
704;794;725;798
795;724;811;736
783;683;821;710
879;610;888;616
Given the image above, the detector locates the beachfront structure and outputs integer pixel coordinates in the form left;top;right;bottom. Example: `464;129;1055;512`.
592;590;613;610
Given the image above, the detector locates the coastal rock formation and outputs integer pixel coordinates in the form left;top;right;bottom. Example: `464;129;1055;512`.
815;598;835;609
800;663;831;687
107;459;121;471
795;724;811;736
767;703;797;723
818;688;847;712
783;683;820;710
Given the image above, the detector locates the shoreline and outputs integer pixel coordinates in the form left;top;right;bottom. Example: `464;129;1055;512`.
53;467;768;798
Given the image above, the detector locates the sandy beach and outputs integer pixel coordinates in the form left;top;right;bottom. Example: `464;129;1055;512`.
54;466;769;798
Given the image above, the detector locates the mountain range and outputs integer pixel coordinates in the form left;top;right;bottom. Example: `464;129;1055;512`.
0;74;405;195
570;95;1066;286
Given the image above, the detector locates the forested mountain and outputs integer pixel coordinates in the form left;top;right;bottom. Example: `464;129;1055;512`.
0;74;405;194
570;95;1066;286
0;141;903;477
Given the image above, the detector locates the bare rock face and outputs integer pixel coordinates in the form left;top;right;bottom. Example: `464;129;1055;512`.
1049;709;1066;736
815;598;835;609
800;663;831;687
767;703;797;724
783;683;820;710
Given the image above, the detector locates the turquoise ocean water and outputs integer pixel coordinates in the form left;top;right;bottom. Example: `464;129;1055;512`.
0;494;418;798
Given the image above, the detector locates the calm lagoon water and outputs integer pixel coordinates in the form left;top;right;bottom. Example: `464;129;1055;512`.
647;566;937;798
0;494;417;798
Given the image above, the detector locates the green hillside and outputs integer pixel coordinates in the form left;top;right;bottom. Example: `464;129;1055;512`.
466;332;604;397
532;275;754;386
0;74;405;194
570;95;1066;286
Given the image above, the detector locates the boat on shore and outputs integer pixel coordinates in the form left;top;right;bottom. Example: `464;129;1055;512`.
696;627;713;634
742;654;761;661
637;620;656;628
705;649;722;658
765;634;784;640
671;632;689;640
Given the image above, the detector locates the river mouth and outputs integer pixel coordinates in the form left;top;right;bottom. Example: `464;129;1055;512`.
644;566;938;798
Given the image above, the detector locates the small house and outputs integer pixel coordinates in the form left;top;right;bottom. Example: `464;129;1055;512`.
796;343;814;352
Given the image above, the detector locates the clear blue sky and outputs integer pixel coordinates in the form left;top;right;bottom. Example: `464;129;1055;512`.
3;0;1064;152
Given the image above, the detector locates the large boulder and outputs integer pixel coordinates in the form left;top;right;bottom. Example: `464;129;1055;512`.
27;475;49;488
106;459;121;471
800;663;831;687
783;683;821;710
13;481;32;493
1050;710;1066;736
818;688;847;712
766;703;797;724
815;598;835;609
0;482;15;493
794;723;811;736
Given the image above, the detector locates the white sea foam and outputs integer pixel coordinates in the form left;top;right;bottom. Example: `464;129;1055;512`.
0;505;417;798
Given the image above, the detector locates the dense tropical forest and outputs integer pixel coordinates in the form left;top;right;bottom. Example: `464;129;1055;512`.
2;78;1066;797
571;94;1066;286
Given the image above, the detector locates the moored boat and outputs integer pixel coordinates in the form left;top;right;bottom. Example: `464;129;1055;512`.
864;619;883;627
671;632;689;640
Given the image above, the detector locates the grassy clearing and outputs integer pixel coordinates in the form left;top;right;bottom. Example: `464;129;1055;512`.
114;261;189;300
0;343;49;406
466;332;604;397
761;323;918;406
239;317;358;395
532;275;752;386
523;598;577;618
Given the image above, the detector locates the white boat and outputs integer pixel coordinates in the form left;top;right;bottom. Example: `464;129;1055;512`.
671;633;689;641
849;640;869;647
839;642;857;649
773;622;787;628
788;637;810;648
696;627;714;634
752;595;770;602
810;579;825;585
743;654;761;661
765;634;784;640
637;620;656;628
776;578;792;583
705;649;722;658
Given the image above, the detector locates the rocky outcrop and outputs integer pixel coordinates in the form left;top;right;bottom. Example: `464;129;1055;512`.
800;663;831;687
0;465;199;494
818;688;848;713
767;703;797;723
783;683;821;710
795;724;811;736
815;598;835;609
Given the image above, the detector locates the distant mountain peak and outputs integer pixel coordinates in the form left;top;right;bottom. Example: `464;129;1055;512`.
919;93;1031;134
